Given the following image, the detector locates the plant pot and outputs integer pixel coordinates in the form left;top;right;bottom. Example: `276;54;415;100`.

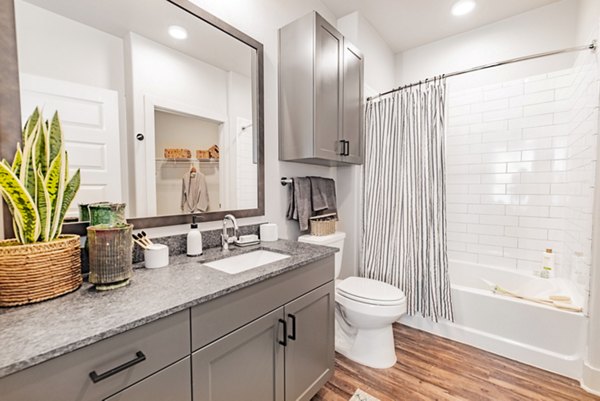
0;235;82;307
88;202;126;226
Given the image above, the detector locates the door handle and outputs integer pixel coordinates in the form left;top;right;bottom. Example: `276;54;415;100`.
344;140;350;156
287;313;297;341
89;351;146;383
278;318;288;346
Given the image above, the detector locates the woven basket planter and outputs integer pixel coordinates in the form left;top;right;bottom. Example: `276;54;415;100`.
0;235;82;307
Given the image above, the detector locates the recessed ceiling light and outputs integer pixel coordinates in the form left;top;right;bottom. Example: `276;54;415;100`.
451;0;476;16
168;25;188;40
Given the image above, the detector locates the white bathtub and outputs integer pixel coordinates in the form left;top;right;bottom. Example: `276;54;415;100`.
400;260;588;379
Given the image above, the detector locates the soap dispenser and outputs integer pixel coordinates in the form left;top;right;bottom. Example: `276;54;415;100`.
187;216;203;256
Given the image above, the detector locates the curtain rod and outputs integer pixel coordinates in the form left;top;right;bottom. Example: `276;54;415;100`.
367;41;597;102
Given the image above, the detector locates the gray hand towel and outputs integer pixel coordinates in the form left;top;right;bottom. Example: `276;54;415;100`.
309;177;337;215
286;177;312;231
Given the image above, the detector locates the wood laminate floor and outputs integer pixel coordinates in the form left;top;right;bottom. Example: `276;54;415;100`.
313;323;600;401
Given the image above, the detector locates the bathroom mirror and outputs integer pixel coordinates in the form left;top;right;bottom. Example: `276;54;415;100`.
1;0;264;235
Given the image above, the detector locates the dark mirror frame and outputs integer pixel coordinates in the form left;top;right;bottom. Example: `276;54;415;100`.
0;0;264;237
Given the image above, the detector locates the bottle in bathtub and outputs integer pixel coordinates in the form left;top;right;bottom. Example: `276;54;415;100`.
541;248;555;279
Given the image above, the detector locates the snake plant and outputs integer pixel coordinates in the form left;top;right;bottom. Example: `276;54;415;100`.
0;108;80;244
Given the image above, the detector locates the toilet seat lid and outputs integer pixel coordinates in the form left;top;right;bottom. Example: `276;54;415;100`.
337;277;405;305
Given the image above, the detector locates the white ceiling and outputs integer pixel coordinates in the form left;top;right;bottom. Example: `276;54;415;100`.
20;0;253;77
321;0;563;53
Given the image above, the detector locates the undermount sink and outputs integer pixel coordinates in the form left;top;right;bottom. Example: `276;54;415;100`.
203;250;290;275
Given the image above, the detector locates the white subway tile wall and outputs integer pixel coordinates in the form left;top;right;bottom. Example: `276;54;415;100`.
446;56;599;300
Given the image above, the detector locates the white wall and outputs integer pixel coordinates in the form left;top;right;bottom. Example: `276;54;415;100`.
445;66;597;293
395;0;581;90
226;72;255;210
337;11;395;94
14;0;124;93
576;0;600;44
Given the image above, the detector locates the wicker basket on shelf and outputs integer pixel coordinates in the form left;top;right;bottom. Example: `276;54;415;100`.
309;213;337;236
0;235;82;307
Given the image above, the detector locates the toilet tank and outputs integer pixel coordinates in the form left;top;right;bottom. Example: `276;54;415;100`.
297;232;346;279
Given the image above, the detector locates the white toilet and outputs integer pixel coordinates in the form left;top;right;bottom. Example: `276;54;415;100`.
298;232;407;369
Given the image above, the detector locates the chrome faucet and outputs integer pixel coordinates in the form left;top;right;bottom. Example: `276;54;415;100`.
221;214;239;251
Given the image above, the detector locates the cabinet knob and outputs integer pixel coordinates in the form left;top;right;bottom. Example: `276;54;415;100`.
136;133;145;141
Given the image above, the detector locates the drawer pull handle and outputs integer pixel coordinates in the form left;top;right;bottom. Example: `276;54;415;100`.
287;314;297;341
338;140;345;156
89;351;146;383
278;318;287;346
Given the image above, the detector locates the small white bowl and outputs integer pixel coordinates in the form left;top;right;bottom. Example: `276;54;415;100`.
144;244;169;269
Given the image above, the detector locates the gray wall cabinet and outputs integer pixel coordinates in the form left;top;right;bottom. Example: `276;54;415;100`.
0;256;335;401
279;11;364;166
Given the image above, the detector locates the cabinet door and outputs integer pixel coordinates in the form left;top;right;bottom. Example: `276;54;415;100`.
314;14;343;161
104;358;191;401
284;282;335;401
342;40;364;164
192;308;285;401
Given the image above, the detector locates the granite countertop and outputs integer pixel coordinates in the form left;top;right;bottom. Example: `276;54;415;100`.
0;239;336;379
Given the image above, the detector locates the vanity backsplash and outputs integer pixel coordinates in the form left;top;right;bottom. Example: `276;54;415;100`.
131;224;263;264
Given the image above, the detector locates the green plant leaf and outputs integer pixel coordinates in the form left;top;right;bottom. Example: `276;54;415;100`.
53;168;80;240
11;144;22;176
22;107;40;143
36;168;51;241
49;152;66;240
0;190;23;243
19;120;40;200
45;152;62;229
0;162;40;243
48;112;63;165
34;121;48;177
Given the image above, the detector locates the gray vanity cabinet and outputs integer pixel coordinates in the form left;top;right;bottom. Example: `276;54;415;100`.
191;283;334;401
0;256;335;401
105;358;191;401
0;310;190;401
192;308;285;401
284;283;335;401
279;11;364;166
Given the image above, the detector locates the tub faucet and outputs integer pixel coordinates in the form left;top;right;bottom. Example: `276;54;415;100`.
221;214;239;251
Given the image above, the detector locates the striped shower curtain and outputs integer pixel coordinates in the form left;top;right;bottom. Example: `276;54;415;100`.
362;79;453;322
